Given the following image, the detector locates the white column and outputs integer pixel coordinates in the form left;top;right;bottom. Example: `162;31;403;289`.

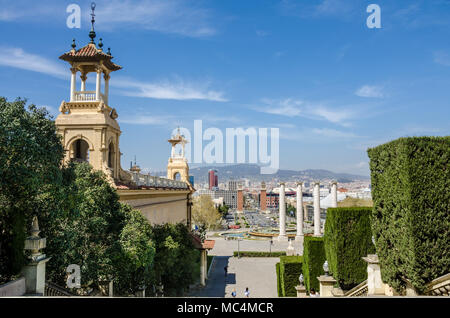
331;181;338;208
70;67;77;102
278;182;288;241
171;145;175;158
104;73;110;105
313;181;321;236
96;67;102;101
80;73;87;92
295;182;304;241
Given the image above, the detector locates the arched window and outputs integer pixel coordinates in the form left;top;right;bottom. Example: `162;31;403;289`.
72;139;89;163
174;172;181;181
108;142;115;169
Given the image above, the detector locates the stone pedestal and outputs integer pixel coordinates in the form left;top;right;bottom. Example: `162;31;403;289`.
22;257;50;296
22;216;50;296
286;240;295;256
317;275;337;297
136;287;146;297
295;285;307;298
362;254;385;295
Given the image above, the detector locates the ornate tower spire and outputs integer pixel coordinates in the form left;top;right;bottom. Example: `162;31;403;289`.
89;2;96;43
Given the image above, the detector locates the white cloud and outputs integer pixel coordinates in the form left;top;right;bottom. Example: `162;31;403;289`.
433;51;450;67
90;0;216;37
312;128;358;138
113;77;227;102
255;98;357;126
355;85;384;98
0;47;226;102
0;47;67;78
0;0;216;38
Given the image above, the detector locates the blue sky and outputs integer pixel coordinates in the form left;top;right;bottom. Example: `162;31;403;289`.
1;0;449;176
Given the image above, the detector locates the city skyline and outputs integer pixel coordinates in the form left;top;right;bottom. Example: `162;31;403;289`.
0;0;449;176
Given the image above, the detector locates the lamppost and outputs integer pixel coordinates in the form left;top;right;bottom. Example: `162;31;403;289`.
237;238;242;258
269;239;273;256
323;260;329;276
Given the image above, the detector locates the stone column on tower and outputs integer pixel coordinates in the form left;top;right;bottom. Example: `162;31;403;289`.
95;67;102;101
295;182;304;241
70;67;77;102
80;73;87;92
260;182;267;212
331;181;338;208
278;182;288;241
237;184;244;214
104;73;110;105
313;181;321;236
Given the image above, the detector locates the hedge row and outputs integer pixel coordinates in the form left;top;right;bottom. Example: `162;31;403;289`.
279;256;303;297
368;136;450;293
324;207;375;290
276;262;282;297
233;251;286;257
302;236;326;293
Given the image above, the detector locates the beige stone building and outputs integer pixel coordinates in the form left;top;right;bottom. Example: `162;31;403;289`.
55;25;194;228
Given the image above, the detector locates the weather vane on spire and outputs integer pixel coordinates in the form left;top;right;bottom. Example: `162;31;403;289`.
89;2;96;43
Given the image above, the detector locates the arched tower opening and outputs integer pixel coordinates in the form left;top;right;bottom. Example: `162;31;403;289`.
71;139;90;163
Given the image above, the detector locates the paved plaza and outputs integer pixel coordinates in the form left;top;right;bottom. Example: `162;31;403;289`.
189;236;303;297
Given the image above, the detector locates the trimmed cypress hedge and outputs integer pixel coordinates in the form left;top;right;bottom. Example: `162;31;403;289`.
302;236;326;293
368;137;450;293
276;262;282;297
279;256;303;297
324;207;375;290
233;251;286;257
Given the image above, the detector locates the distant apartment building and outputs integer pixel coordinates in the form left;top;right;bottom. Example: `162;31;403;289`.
197;189;238;209
208;169;218;190
228;180;238;191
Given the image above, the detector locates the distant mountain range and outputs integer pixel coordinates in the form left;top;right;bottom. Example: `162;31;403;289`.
159;164;370;184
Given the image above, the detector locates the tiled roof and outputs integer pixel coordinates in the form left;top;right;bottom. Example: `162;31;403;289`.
202;240;215;250
59;43;122;71
191;234;215;250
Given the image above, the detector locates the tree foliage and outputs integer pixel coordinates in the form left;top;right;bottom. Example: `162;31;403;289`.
151;223;200;296
324;207;375;290
0;97;65;282
302;236;326;294
368;136;450;293
192;195;221;230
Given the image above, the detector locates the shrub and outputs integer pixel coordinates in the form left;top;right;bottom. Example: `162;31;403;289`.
279;256;303;297
233;251;286;257
324;207;375;290
368;137;450;293
302;236;326;293
276;262;282;297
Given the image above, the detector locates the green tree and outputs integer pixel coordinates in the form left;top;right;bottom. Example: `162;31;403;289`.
115;205;155;295
151;223;200;296
192;195;221;230
0;97;65;282
218;204;230;218
44;163;126;293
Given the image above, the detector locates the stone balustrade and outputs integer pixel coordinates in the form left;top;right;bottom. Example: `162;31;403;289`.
130;172;188;190
73;91;106;103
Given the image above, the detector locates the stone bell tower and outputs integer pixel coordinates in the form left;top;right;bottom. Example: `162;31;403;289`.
55;3;122;183
167;128;190;184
